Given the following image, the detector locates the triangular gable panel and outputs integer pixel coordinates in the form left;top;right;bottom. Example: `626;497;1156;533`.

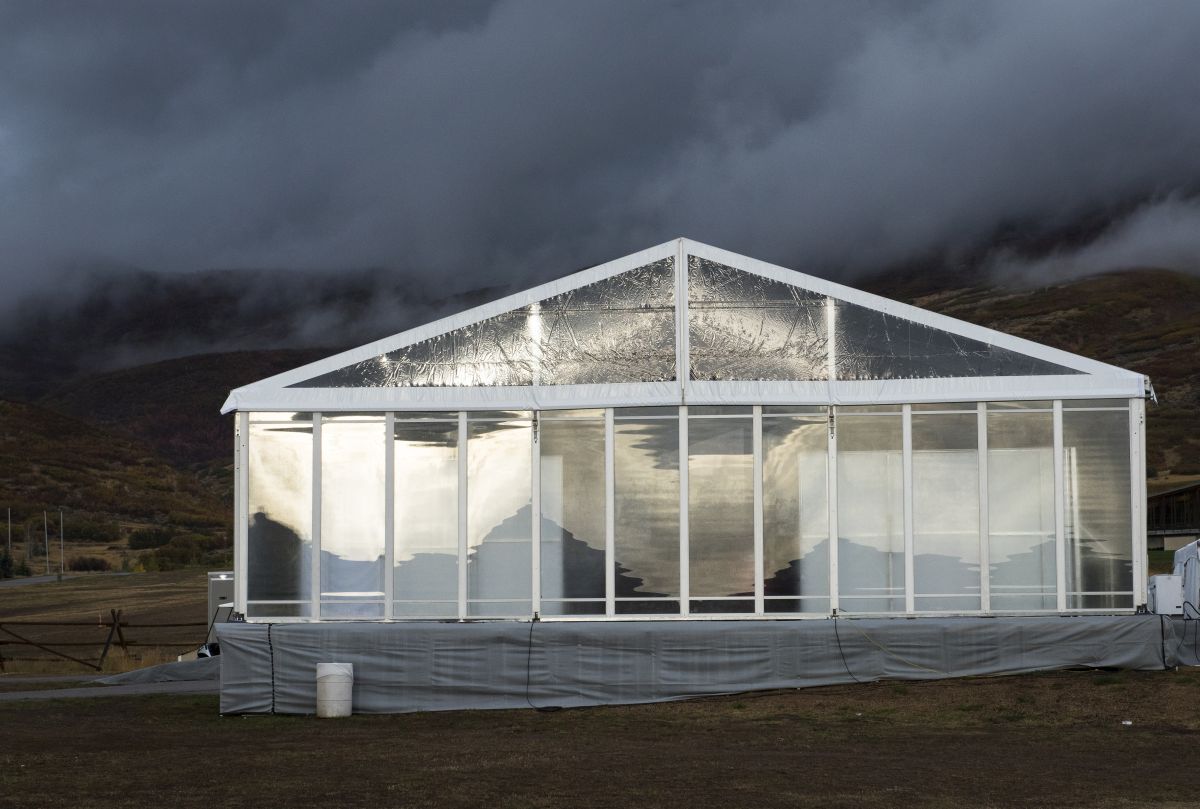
688;256;828;381
291;258;677;388
830;296;1080;380
687;256;1081;381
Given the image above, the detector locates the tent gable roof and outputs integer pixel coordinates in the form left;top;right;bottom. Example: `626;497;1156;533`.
222;238;1144;413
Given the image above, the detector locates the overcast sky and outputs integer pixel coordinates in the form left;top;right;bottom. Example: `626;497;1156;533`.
2;0;1200;299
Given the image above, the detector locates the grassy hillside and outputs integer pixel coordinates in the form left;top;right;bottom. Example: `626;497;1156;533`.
0;399;228;572
43;348;329;466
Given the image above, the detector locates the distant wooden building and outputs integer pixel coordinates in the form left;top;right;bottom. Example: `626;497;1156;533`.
1148;480;1200;551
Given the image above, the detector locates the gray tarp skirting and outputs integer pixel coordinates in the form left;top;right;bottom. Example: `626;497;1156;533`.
217;615;1178;715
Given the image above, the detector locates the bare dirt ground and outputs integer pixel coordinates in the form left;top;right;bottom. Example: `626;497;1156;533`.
1;668;1198;809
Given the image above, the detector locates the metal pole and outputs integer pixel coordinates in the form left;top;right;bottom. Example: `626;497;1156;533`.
59;510;64;577
6;507;10;558
43;511;50;576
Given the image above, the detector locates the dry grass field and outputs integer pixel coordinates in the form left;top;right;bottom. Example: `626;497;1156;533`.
0;569;209;673
1;669;1198;809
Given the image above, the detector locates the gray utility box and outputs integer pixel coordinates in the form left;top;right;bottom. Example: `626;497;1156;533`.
207;571;235;643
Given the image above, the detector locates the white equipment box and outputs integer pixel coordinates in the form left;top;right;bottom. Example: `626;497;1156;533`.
1149;574;1184;616
207;570;235;643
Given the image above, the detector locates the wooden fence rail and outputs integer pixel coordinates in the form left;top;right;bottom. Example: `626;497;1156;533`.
0;609;208;671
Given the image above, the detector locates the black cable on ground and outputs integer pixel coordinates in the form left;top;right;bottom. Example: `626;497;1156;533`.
1160;613;1168;670
831;615;863;684
205;607;217;644
267;623;276;715
524;615;562;713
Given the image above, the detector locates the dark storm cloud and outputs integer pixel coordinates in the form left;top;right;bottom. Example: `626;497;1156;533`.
2;0;1200;300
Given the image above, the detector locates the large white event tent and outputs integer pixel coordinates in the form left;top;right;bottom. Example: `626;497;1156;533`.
221;238;1149;626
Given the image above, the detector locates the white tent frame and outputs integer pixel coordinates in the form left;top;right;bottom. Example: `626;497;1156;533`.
227;238;1150;619
221;238;1146;414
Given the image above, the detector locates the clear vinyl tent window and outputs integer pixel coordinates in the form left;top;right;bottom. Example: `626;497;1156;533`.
762;412;830;614
319;416;386;619
911;411;981;612
1062;403;1134;609
465;414;533;617
539;411;607;616
687;408;754;614
246;420;313;618
836;410;905;613
393;416;459;618
613;408;680;615
987;406;1056;610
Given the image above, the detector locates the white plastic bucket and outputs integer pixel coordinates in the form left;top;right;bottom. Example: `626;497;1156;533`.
316;662;354;718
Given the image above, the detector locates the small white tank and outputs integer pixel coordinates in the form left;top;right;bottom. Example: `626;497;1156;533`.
316;662;354;718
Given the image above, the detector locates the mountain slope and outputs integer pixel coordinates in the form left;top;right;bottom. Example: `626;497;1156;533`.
0;399;227;538
43;349;330;466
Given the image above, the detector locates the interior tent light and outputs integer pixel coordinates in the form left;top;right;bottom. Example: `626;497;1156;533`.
825;296;837;384
529;301;543;386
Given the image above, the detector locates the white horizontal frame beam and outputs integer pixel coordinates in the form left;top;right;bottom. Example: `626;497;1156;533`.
226;375;1143;415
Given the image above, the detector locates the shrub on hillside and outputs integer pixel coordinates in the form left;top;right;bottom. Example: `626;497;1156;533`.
138;533;226;571
167;511;226;529
128;526;174;549
0;550;12;578
68;555;112;572
64;516;122;543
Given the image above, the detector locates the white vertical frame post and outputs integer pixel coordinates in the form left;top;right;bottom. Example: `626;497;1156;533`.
676;239;688;403
605;408;616;617
753;406;764;615
311;412;322;621
679;405;689;616
826;299;839;616
1053;401;1067;612
828;406;839;615
902;404;915;614
235;412;249;614
1130;396;1147;607
675;241;689;617
457;412;468;620
977;403;990;613
531;413;541;619
384;412;395;620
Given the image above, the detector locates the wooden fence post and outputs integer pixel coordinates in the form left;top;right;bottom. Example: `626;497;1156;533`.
113;609;129;654
97;614;121;670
